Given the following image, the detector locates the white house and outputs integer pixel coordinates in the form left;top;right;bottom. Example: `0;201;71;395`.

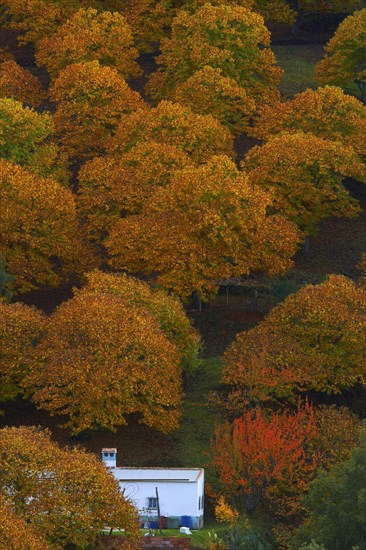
102;449;204;529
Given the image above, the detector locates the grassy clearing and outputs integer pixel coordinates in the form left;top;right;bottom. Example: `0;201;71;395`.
178;356;224;469
272;44;325;98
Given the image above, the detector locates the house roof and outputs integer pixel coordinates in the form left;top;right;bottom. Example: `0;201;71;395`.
112;468;204;482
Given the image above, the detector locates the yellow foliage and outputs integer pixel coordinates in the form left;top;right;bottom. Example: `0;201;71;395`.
172;66;256;135
76;269;202;374
251;86;366;161
0;301;45;403
0;160;97;293
0;426;140;548
50;60;146;159
244;131;365;234
215;496;240;526
77;140;193;243
0;499;51;550
146;3;282;107
107;155;299;301
314;9;366;103
108;100;235;163
36;8;140;78
26;292;183;433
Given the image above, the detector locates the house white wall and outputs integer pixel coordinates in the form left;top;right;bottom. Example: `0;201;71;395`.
101;451;204;528
120;479;200;516
110;466;204;528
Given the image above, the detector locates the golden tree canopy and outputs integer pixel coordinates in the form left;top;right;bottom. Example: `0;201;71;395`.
0;301;45;403
36;7;140;78
107;155;299;301
251;86;366;160
0;160;96;293
0;426;139;548
244;131;365;234
50;60;146;159
77;270;202;374
146;3;282;106
314;8;366;103
26;292;183;433
107;100;235;163
223;275;366;405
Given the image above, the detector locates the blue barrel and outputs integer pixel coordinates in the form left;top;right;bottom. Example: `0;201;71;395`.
181;516;192;528
149;521;158;529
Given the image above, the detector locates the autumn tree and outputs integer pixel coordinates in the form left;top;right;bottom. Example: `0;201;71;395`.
0;59;46;107
223;275;366;405
171;66;256;135
0;301;45;404
211;404;318;513
36;8;140;79
0;97;69;183
292;423;366;550
180;0;295;25
107;100;234;163
146;3;282;107
314;8;366;103
26;292;183;433
0;426;139;549
50;60;146;159
243;132;366;234
77;270;202;374
77;140;193;244
107;155;299;301
0;0;79;45
0;160;97;293
310;405;361;469
120;0;174;51
250;86;366;161
0;499;50;550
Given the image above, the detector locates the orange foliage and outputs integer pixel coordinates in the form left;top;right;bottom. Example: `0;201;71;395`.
77;141;193;243
0;60;46;107
250;86;366;160
0;160;97;293
26;292;183;433
0;426;139;548
146;4;282;106
36;8;140;78
50;60;146;159
121;0;174;51
223;275;366;404
107;100;235;163
0;499;50;550
0;301;45;403
172;66;256;135
107;155;299;301
211;404;318;513
77;270;201;374
0;0;78;45
244;132;365;234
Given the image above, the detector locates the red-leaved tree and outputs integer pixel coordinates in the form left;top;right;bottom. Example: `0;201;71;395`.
211;404;318;513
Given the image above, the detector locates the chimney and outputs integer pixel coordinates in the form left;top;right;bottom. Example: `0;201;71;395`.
102;448;117;468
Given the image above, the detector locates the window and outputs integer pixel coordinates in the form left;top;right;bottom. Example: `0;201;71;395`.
198;496;201;510
147;497;157;509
